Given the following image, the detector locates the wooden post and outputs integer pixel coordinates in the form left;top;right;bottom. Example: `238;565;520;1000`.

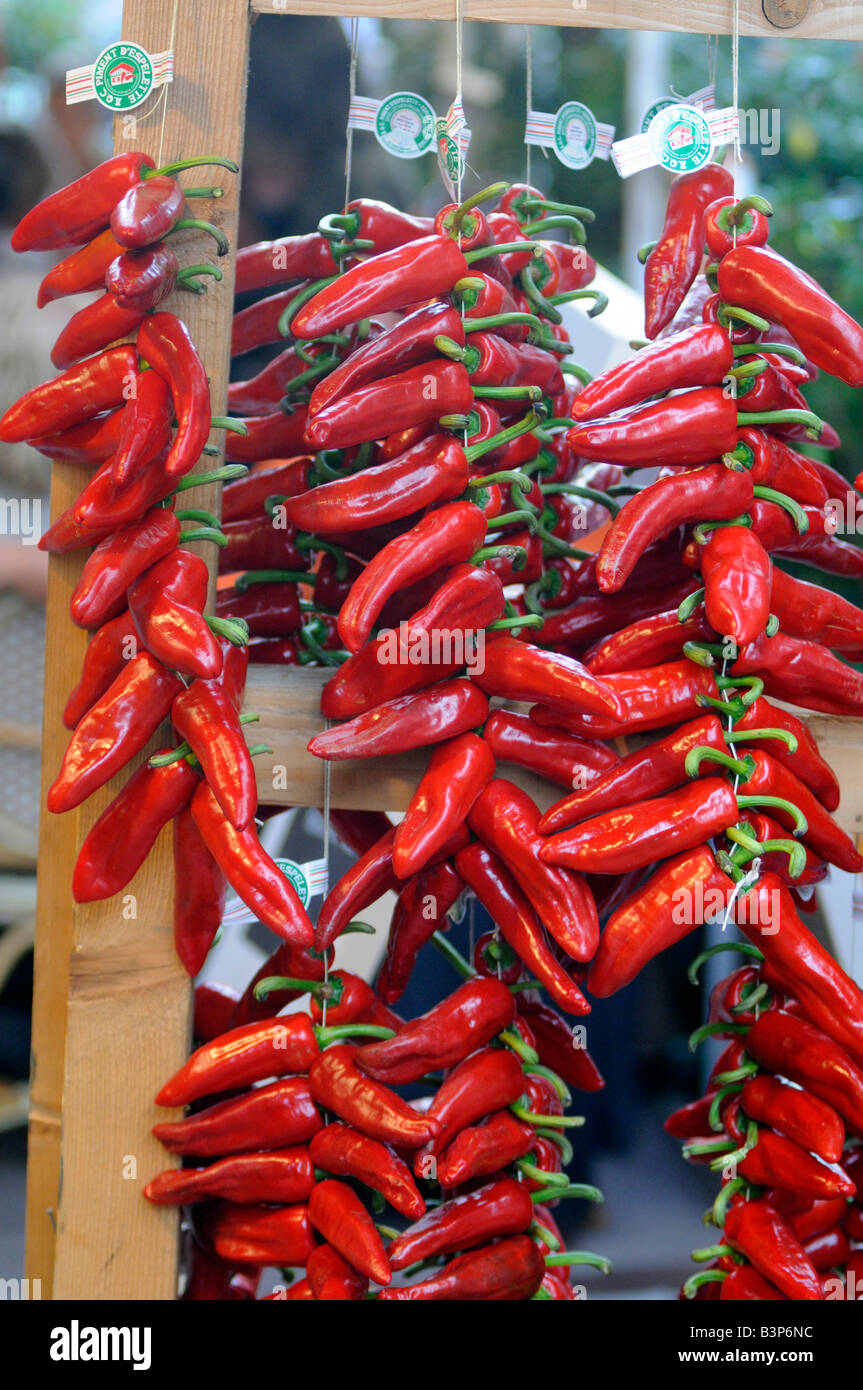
26;0;250;1300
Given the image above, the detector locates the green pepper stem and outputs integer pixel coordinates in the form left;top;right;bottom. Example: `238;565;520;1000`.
467;311;542;334
692;514;752;544
253;974;339;1002
712;1061;758;1087
431;930;474;979
691;1243;735;1263
560;361;593;385
682;1269;727;1299
531;1220;561;1252
488;612;544;632
516;1159;568;1187
687;940;763;985
678;587;705;622
315;1023;396;1047
318;210;360;241
540;482;619;517
174;507;221;528
733;340;804;364
547;288;608;319
530;1182;604;1206
521;214;586;244
689;1021;749;1052
682;1137;736;1158
171;218;229;256
729;358;768;381
470;543;527;570
282;357;339;396
730;980;770;1014
533;1129;574;1166
452;181;510;226
710;1118;760;1171
510;1103;585;1128
751;484;809;534
206;616;249;646
545;1251;612;1275
712;1176;750;1231
637;240;657;264
472;384;543;401
517;196;594;221
708;1083;744;1132
234;569;310;590
724;726;797;753
465;240;543;264
735;793;807;836
522;1063;571;1107
278;276;339;338
518;266;562;325
716;674;763;706
179;526;227;548
499;1028;540;1065
684;746;755;779
172;463;248;492
177;264;223;290
150;155;240;178
717;303;771;332
739;408;822;441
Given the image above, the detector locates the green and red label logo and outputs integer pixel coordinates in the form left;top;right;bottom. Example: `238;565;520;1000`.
93;43;154;111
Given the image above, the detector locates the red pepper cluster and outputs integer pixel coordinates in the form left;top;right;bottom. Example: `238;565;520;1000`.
148;963;606;1300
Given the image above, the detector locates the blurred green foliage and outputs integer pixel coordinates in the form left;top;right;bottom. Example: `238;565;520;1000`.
1;0;83;71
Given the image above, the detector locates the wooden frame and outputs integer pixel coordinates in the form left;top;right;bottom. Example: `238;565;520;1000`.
25;0;863;1301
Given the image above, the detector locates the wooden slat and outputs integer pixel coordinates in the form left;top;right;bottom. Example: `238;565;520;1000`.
248;666;863;831
27;0;251;1301
253;0;862;40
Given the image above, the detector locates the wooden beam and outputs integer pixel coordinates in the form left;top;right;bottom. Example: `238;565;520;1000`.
27;0;251;1300
252;0;862;40
247;666;863;833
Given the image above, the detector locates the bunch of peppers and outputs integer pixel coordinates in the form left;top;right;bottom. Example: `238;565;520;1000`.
147;947;610;1301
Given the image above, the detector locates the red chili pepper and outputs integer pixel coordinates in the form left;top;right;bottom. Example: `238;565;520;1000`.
586;606;717;675
47;652;184;814
110;175;186;247
173;671;257;832
588;846;735;997
468;778;599;964
699;525;772;646
735;874;863;1068
221;461;309;524
596;466;752;595
37;227;124;305
644;163;734;337
355;977;515;1085
156;1014;320;1107
12;152;159;251
574;324;733;422
376;862;465;1004
704;194;770;257
567;387;738;469
231;286;309;356
314;826;400;952
733;697;839;810
537;580;702;654
472;635;623;721
379;1233;545;1301
740;1076;844;1165
110;368;174;487
665;1093;718;1142
308;1179;391;1285
456;333;563;395
217;581;300;639
219;513;305;575
308;678;489;763
455;842;589;1015
235;235;338;294
68;508;180;631
731;427;827;507
308;970;402;1032
137;312;211;479
435;1112;537;1189
306;1243;368;1301
51;294;146;370
723;1198;822;1301
390;732;493;878
193;981;239;1042
388;1179;532;1274
516;997;604;1091
310;1124;424;1220
190;783;315;946
173;805;225;977
540;713;727;835
532;658;719;740
0;344;138;443
305;360;474;451
541;777;738;876
770;566;863;655
739;752;862;871
129;549;223;679
308;1044;440;1149
153;1077;322;1156
231;940;329;1028
719;1264;787;1301
293;236;469;338
28;409;125;464
72;751;198;904
63;611;138;729
805;1227;851;1273
105;243;190;311
482;709;619;791
745;1011;863;1134
717;244;863;386
145;1148;314;1206
415;1048;527;1168
212;1202;314;1269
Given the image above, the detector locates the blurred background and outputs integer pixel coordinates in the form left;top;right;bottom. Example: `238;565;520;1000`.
0;1;861;1297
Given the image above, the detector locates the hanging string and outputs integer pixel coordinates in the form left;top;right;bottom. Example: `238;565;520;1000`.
455;0;465;207
525;27;533;188
731;0;742;182
155;0;181;165
341;18;358;214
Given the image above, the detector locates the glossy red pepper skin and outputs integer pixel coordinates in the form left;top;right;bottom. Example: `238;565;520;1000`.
704;195;770;257
805;1228;851;1273
138;312;211;479
308;1045;441;1149
173;804;225;977
106;244;181;311
129;549;223;679
469;778;599;965
231;286;309;357
736;428;827;507
308;969;402;1032
315;826;400;952
110;175;185;248
391;732;493;879
699;525;772;646
568;387;738;468
597;465;752;595
28;409;125;464
309;1179;391;1285
472;635;623;722
455;842;589;1016
37;227;124;305
574;324;733;421
735;875;863;1069
418;1047;527;1167
588;846;735;997
309;302;465;418
746;1011;863;1134
309;1123;424;1220
173;682;256;833
221;461;309;524
587;607;716;675
541;777;738;876
400;560;505;642
110;367;174;486
740;752;862;872
217;581;300;639
665;1093;718;1142
355;977;515;1085
227;345;325;415
376;862;465;1004
436;1112;537;1189
309;679;489;763
68;446;173;535
145;1148;314;1206
533;242;596;296
51;294;146;370
337;501;488;652
644;163;734;337
533;658;719;741
11;152;156;251
212;1202;314;1269
305;360;474;451
463;333;563;395
235;235;337;294
719;1265;787;1301
482;709;618;791
72;751;198;903
218;513;305;575
540;713;727;835
63;611;138;729
537;579;701;654
306;1244;368;1301
733;697;839;811
718;244;863;386
293;236;468;338
231;940;329;1028
388;1179;533;1273
47;653;184;815
517;998;604;1091
724;1200;824;1301
0;345;138;443
740;1076;844;1165
191;783;315;947
153;1077;322;1156
770;567;863;656
193;981;239;1042
729;1117;855;1201
156;1014;320;1107
379;1233;544;1301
